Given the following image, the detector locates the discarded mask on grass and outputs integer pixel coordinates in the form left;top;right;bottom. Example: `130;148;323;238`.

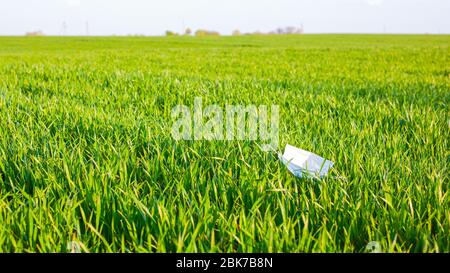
279;144;334;178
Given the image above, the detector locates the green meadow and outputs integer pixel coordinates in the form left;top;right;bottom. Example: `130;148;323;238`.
0;35;448;252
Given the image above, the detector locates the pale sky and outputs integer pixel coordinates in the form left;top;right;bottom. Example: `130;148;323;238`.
0;0;449;35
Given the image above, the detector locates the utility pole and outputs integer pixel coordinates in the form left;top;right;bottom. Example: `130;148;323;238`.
62;21;67;36
86;21;90;36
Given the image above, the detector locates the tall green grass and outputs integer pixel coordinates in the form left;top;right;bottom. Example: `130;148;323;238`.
0;35;448;252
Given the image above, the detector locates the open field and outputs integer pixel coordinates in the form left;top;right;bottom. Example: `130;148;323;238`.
0;35;448;252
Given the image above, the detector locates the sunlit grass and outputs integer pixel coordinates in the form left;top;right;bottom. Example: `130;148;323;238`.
0;35;448;252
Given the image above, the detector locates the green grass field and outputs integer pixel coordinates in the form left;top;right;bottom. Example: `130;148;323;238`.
0;35;448;252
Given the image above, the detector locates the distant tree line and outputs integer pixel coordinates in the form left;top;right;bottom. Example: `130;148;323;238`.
236;26;304;35
166;26;304;36
25;26;304;37
166;28;220;36
25;30;44;36
270;26;304;34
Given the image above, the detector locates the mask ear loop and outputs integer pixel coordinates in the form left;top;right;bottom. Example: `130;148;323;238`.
254;141;282;158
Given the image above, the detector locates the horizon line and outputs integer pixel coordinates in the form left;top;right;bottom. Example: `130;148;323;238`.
1;33;450;37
